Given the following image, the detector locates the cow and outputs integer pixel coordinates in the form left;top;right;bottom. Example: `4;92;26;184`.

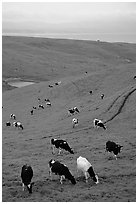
30;110;34;115
45;99;50;102
33;106;37;110
46;102;51;106
49;159;76;185
21;164;34;193
106;141;123;160
89;91;93;95
93;118;106;130
38;104;44;109
6;121;11;126
68;107;80;115
101;94;104;99
51;138;74;154
10;114;16;120
77;156;99;184
55;81;61;85
72;118;79;128
49;85;53;88
13;121;24;130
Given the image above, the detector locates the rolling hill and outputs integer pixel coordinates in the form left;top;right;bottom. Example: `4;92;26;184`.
2;36;136;201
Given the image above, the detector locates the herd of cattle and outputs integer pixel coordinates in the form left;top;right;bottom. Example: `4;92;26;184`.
4;94;123;194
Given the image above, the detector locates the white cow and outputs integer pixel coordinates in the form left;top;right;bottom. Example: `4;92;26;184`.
77;156;99;184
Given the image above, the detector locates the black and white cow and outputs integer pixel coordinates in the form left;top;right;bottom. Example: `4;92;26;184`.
13;121;24;130
101;94;104;99
93;118;106;130
72;118;79;128
49;159;76;185
45;99;50;102
89;91;93;95
68;107;80;115
46;102;51;106
6;121;11;126
10;114;16;120
33;106;37;110
77;156;99;184
106;141;123;160
51;138;74;154
38;104;44;109
55;81;61;86
21;164;34;193
49;85;53;88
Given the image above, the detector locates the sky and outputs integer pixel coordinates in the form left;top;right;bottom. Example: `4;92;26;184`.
2;2;136;43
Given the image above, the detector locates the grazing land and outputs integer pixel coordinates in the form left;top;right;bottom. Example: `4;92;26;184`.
2;36;136;202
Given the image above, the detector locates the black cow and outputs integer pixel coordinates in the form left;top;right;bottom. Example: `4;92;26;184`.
49;159;76;185
51;139;74;154
106;141;123;160
21;164;34;193
6;121;11;126
30;110;34;115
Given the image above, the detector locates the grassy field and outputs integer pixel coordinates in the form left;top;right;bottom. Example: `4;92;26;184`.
2;36;136;201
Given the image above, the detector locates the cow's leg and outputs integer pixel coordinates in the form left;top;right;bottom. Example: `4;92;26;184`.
52;146;55;154
114;155;117;160
84;172;89;183
49;168;53;180
58;148;62;155
60;175;65;184
22;183;25;191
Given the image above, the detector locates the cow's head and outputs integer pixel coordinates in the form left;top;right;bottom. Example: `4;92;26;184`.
117;145;123;153
49;159;55;167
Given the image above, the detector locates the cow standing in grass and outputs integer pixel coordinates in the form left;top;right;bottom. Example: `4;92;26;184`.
49;159;76;185
77;156;99;184
106;141;123;160
21;164;34;193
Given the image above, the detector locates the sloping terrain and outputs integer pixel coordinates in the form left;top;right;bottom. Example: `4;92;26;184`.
2;36;136;201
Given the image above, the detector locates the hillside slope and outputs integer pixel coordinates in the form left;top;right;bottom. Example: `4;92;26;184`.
2;37;136;202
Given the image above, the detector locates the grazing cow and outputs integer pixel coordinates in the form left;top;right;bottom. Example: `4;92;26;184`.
89;91;93;94
106;141;123;160
49;85;53;88
38;104;44;109
68;107;80;115
46;102;51;106
45;99;50;102
101;94;104;99
72;118;79;128
133;75;136;79
51;139;74;154
77;156;99;184
10;114;16;120
30;110;34;115
33;106;37;110
49;159;76;185
21;164;34;193
55;81;61;86
93;118;106;130
6;121;11;126
13;121;24;130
